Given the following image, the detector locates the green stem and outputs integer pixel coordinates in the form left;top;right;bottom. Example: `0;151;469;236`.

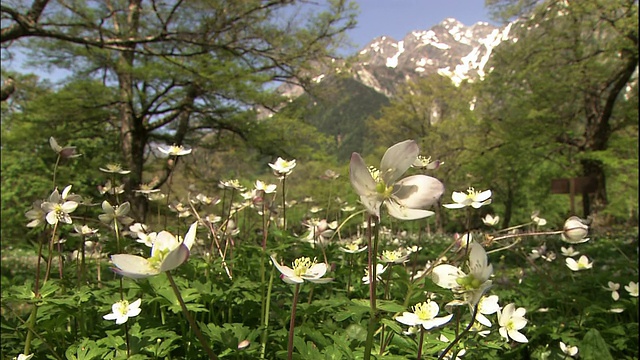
113;220;130;355
364;215;378;360
23;304;39;355
379;263;394;354
166;272;218;360
260;267;276;359
346;254;353;297
437;302;479;360
52;154;61;188
281;177;287;231
43;222;59;285
164;156;177;228
416;327;425;359
287;283;301;360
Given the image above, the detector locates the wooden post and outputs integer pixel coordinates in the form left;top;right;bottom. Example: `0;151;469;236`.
551;176;597;217
569;177;575;215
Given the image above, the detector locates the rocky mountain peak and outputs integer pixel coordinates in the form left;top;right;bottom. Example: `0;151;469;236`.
353;17;512;92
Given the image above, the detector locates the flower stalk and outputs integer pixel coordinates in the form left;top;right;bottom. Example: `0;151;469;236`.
166;272;218;360
286;283;301;360
363;215;378;360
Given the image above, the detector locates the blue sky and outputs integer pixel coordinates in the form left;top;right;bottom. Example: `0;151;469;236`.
2;1;496;81
344;0;496;52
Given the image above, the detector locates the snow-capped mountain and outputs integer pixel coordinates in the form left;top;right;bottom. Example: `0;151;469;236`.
261;18;514;120
350;17;513;96
270;18;516;105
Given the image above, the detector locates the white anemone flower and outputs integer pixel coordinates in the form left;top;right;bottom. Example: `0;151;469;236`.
99;163;131;174
412;155;442;170
559;341;579;357
362;263;388;284
474;295;500;327
158;144;192;156
255;180;277;194
625;281;638;297
13;354;34;360
443;187;492;209
136;231;157;247
605;281;620;301
531;211;547;226
269;157;296;176
110;222;198;279
565;255;593;271
560;246;580;257
380;249;411;264
339;242;367;254
561;216;590;243
41;185;79;225
498;303;528;343
396;300;453;330
432;241;493;305
349;140;444;220
270;255;332;284
482;214;500;226
103;298;142;325
304;219;337;247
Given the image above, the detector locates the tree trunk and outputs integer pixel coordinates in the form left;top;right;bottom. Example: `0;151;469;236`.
116;0;146;220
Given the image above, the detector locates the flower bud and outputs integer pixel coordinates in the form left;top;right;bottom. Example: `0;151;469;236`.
561;216;589;244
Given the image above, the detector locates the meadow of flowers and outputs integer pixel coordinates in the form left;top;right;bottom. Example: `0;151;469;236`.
1;138;638;360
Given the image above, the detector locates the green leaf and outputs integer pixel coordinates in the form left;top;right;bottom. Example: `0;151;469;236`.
580;328;614;360
377;300;405;313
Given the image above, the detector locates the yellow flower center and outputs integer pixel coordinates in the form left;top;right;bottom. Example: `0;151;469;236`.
106;163;123;172
466;187;480;198
113;300;129;316
370;166;393;199
292;257;315;277
169;145;184;153
413;302;435;321
382;250;401;261
346;243;359;251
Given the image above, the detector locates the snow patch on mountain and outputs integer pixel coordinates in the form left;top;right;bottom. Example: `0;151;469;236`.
386;41;405;68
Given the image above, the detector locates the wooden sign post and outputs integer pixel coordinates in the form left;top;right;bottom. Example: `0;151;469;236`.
551;176;598;216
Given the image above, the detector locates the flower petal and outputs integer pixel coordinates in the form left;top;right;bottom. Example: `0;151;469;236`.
349;153;377;197
385;200;435;220
359;195;382;218
182;222;198;250
393;175;444;209
443;203;466;209
508;329;528;343
159;244;190;272
396;312;420;326
422;314;453;330
432;264;465;289
476;313;492;327
110;254;158;279
306;263;328;278
450;191;469;204
379;140;418;184
270;255;296;278
61;201;78;213
475;190;492;202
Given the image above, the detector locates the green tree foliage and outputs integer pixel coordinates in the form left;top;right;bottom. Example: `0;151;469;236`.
479;0;638;222
1;0;358;219
368;75;484;230
1;73;118;242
